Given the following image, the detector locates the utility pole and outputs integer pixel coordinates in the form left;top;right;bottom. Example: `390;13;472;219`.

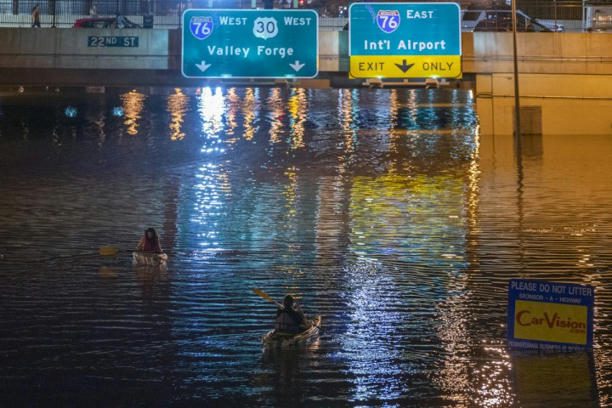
511;0;521;139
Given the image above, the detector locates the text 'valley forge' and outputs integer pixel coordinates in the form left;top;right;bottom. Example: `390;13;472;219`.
182;9;318;78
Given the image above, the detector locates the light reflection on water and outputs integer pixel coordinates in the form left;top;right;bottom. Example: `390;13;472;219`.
121;89;145;136
168;88;188;142
0;88;610;406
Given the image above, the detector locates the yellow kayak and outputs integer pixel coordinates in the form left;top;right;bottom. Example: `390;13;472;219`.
262;316;321;349
132;251;168;267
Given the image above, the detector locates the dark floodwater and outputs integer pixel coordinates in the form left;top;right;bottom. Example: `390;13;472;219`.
0;88;610;407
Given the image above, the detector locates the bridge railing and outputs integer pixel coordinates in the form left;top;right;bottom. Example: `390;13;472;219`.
0;0;181;27
0;0;351;27
0;0;586;29
517;0;584;21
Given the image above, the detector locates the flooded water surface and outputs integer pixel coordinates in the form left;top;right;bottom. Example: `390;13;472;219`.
0;88;610;406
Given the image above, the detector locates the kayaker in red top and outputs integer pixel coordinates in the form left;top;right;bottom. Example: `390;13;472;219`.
136;228;163;253
275;295;307;334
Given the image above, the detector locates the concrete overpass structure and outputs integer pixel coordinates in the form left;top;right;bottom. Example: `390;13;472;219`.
0;28;610;134
0;29;610;82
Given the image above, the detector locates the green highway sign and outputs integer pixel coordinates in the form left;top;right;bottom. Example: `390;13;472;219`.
182;9;318;79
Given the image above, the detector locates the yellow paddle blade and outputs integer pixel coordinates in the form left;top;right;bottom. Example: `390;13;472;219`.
253;288;272;301
99;246;120;256
253;288;278;305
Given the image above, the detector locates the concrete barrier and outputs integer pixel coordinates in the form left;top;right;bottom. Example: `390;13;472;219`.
2;29;611;74
0;29;611;90
463;32;612;75
0;28;169;69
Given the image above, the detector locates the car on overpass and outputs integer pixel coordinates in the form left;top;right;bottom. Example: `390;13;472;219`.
585;5;612;31
462;10;564;32
73;16;141;29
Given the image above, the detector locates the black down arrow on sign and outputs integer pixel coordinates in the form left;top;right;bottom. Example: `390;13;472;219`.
395;59;415;73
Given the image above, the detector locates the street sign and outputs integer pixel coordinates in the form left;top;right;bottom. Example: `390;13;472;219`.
181;9;318;79
349;3;461;79
508;279;594;351
88;36;139;48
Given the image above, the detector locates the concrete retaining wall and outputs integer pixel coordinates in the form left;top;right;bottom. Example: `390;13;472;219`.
0;28;346;72
476;73;612;135
1;29;611;84
462;32;612;75
0;28;169;69
319;30;348;72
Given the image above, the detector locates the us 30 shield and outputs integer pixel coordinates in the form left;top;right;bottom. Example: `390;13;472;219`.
253;17;278;40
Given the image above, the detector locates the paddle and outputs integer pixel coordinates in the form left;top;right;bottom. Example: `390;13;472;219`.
253;289;318;333
253;288;283;308
99;246;174;257
99;245;121;256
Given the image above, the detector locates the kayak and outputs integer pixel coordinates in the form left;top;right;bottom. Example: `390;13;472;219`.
132;251;168;267
132;251;168;266
262;316;321;349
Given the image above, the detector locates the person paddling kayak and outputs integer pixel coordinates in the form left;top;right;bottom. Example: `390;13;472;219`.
136;227;163;253
262;294;321;349
134;228;168;267
275;295;308;334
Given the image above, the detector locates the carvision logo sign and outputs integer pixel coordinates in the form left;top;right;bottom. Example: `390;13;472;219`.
514;300;588;345
516;310;586;332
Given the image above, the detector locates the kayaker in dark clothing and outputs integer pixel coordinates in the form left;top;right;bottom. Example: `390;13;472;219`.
136;228;163;254
275;295;307;334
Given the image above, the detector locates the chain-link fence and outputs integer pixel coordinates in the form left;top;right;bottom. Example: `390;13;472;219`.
0;0;589;28
0;0;274;27
517;0;583;20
